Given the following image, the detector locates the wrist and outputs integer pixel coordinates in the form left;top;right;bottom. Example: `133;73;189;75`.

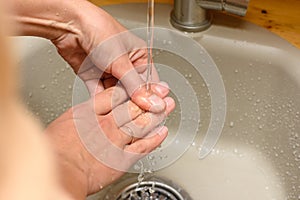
57;157;89;200
45;122;91;200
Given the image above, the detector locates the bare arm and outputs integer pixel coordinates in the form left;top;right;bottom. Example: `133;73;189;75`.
10;0;166;112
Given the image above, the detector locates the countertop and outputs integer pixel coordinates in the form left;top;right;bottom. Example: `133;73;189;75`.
89;0;300;49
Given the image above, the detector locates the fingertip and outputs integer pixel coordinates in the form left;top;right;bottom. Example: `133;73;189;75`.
86;79;104;95
148;94;166;113
152;81;169;97
147;126;168;150
156;126;168;138
131;90;166;113
164;97;176;114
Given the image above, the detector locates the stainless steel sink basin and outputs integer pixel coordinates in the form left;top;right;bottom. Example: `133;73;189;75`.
16;3;300;200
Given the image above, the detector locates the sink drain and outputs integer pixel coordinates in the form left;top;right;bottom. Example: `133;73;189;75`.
116;178;191;200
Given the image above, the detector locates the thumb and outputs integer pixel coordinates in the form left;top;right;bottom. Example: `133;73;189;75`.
113;56;166;113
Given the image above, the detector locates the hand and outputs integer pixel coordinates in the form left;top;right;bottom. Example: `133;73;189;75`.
53;1;164;112
45;84;175;199
12;0;164;112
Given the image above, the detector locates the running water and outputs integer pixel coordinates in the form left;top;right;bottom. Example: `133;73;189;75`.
146;0;154;91
120;3;156;198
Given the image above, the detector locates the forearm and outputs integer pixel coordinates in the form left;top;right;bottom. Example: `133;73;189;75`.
9;0;82;40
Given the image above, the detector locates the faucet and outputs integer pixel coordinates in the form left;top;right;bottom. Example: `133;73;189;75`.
170;0;249;32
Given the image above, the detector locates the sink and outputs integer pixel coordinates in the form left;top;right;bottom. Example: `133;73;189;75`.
16;3;300;200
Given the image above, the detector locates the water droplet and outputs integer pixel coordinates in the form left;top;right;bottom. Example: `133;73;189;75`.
28;92;33;97
233;148;238;153
257;116;261;120
40;84;46;89
147;155;154;160
137;173;144;182
229;121;234;128
265;186;269;190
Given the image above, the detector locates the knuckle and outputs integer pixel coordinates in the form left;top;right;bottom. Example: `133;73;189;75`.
134;142;147;153
105;87;115;98
134;115;150;128
128;101;142;117
98;117;112;129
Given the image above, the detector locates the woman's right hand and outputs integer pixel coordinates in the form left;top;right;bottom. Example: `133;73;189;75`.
12;0;165;113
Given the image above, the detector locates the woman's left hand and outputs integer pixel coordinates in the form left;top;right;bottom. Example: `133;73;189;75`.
45;84;175;199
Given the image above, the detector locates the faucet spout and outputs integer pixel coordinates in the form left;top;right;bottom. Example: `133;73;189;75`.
170;0;249;32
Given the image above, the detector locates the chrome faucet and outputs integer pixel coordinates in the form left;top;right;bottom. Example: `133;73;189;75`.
170;0;249;32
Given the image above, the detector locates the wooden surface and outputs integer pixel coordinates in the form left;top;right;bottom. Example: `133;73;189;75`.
89;0;300;49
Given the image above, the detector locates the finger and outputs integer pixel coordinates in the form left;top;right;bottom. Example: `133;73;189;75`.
78;58;103;81
151;81;170;98
88;31;166;112
133;63;160;84
110;100;143;127
124;81;169;104
93;86;129;115
124;126;168;154
130;85;165;113
129;48;160;83
120;97;175;139
132;63;168;98
77;61;105;95
129;48;147;65
85;79;104;95
113;55;144;95
108;83;170;129
89;30;146;76
91;41;164;112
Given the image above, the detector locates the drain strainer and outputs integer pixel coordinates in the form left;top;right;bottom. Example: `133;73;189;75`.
116;178;190;200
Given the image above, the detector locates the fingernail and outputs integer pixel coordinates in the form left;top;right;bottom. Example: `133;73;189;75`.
164;97;175;107
154;82;169;96
156;126;168;136
148;94;166;113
